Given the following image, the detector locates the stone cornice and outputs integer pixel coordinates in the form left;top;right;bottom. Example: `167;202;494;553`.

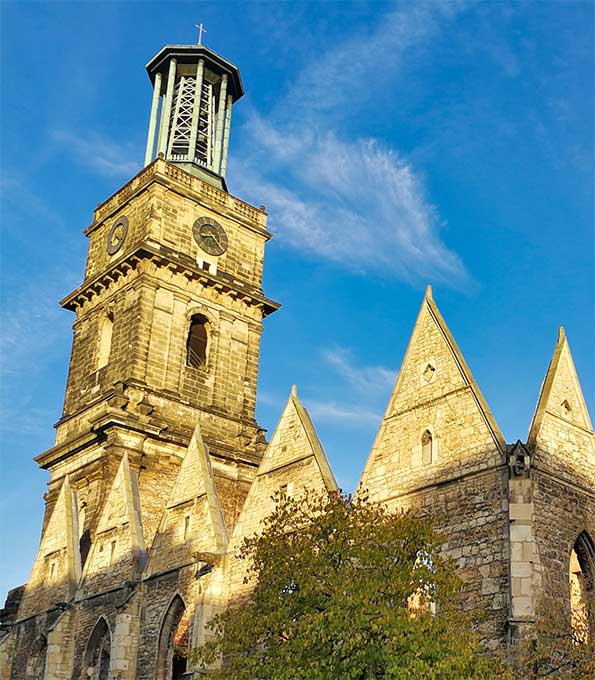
86;158;271;238
60;241;280;317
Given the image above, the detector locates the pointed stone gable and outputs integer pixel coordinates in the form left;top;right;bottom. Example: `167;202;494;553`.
144;423;227;576
360;287;506;502
81;453;146;592
226;387;337;599
528;328;595;478
18;476;80;618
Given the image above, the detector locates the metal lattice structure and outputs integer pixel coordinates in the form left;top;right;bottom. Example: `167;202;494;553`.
167;76;215;168
144;45;244;187
195;80;214;166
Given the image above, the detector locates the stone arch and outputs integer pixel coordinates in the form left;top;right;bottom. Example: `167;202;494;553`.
83;616;111;680
26;634;47;679
155;593;190;680
569;530;595;642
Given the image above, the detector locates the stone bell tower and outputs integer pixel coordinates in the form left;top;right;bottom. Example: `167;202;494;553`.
1;39;279;677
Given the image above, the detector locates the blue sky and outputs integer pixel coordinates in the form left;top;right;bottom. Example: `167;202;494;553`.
1;1;593;601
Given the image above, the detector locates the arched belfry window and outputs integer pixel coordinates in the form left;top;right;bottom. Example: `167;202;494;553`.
83;617;111;680
156;595;189;680
186;314;208;369
97;312;114;369
421;430;433;465
569;531;594;643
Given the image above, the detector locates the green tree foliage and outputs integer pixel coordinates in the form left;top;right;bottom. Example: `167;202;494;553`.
513;596;595;679
192;491;510;679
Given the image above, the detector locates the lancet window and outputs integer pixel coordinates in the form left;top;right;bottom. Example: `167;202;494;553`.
156;595;190;680
83;617;111;680
421;430;433;465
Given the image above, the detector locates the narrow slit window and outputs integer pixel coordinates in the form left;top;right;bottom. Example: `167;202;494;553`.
186;315;208;368
421;430;433;465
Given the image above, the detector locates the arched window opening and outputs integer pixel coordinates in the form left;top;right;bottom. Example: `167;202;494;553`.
97;312;114;369
156;595;189;680
569;531;594;643
421;430;433;465
83;617;111;680
26;635;47;679
186;315;208;369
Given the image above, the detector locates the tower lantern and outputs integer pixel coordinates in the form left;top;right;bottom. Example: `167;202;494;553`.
144;43;244;190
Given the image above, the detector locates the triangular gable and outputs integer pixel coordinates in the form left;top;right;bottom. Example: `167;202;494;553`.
360;287;505;498
257;385;337;489
527;328;595;470
225;387;337;599
528;327;594;444
80;453;145;591
144;423;227;576
18;476;80;618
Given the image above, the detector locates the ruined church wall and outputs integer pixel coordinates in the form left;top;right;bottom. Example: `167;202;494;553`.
387;467;511;649
532;471;595;611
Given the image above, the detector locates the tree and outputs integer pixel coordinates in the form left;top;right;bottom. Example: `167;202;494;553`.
513;596;595;680
192;491;510;679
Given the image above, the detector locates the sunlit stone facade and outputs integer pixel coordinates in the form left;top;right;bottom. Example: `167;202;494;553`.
0;40;593;679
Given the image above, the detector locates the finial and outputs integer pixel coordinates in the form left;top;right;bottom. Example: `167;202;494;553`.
195;23;207;45
425;284;433;300
291;384;298;397
557;326;565;342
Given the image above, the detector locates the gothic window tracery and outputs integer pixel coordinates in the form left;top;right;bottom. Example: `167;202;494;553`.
186;315;208;368
83;617;111;680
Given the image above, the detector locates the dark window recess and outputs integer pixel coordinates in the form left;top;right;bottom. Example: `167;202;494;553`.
201;261;211;272
186;316;208;368
80;529;92;568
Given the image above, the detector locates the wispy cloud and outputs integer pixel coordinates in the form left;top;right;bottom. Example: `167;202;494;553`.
302;399;381;427
275;2;465;126
234;2;470;286
323;347;395;395
52;130;140;178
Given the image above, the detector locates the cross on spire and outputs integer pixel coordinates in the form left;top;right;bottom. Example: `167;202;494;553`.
195;23;207;45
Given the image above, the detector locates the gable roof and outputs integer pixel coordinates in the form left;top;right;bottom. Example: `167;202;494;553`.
528;326;594;446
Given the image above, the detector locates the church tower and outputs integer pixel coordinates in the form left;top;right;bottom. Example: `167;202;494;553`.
39;39;278;545
2;38;278;680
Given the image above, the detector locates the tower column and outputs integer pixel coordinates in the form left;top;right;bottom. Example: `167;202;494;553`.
188;59;205;164
220;94;233;176
213;74;228;172
144;72;162;166
157;58;177;156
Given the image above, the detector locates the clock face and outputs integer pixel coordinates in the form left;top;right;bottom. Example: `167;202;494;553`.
193;217;228;256
107;216;128;255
